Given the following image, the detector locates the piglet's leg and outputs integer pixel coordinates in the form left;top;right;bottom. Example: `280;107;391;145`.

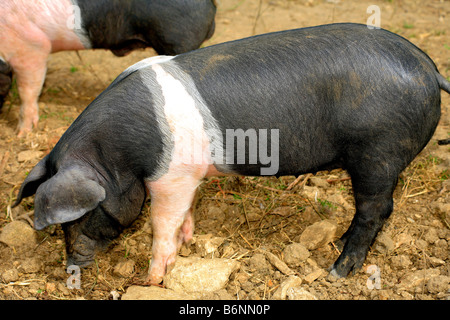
145;176;200;285
8;36;51;137
14;59;48;137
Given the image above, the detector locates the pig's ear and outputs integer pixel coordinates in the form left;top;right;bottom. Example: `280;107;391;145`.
12;155;49;207
33;167;106;230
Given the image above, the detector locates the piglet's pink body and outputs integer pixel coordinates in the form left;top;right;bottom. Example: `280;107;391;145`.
0;0;86;136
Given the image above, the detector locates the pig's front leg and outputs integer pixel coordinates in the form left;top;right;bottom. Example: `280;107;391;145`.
144;176;200;285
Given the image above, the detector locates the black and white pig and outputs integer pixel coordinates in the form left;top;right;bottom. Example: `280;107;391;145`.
0;0;216;136
13;23;449;285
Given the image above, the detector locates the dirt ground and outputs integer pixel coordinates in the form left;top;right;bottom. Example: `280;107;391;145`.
0;0;449;300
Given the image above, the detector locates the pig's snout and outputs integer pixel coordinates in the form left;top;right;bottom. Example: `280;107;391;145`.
66;234;97;268
206;20;215;40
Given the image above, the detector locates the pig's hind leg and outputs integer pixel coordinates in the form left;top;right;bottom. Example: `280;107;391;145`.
330;144;402;278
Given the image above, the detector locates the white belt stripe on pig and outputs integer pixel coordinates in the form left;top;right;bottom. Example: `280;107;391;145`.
131;56;228;180
69;0;92;49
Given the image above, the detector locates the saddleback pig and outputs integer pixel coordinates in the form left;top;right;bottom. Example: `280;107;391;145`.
0;0;216;136
13;23;450;285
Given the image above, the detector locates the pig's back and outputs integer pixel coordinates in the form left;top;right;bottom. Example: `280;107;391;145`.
167;23;441;175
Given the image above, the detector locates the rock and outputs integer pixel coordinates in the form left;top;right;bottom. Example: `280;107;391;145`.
271;206;295;217
272;275;302;300
299;220;337;250
0;221;38;251
397;269;440;291
433;203;450;215
113;260;135;277
428;257;445;267
394;233;413;249
264;251;294;275
287;287;319;300
1;269;19;283
194;234;224;257
19;258;42;273
423;227;439;244
302;186;321;201
57;282;70;296
45;282;57;294
282;242;310;268
17;150;43;163
122;285;191;300
327;193;352;210
248;253;271;275
426;276;450;294
164;257;240;293
303;268;325;284
374;233;395;254
390;255;412;269
309;177;329;188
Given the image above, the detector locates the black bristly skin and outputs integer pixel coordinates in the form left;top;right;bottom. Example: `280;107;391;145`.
13;23;448;277
76;0;217;56
0;59;12;110
172;23;444;276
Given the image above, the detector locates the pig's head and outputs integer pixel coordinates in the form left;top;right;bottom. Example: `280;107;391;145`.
79;0;217;56
13;155;146;267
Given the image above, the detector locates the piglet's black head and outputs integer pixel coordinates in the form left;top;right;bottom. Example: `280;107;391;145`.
13;157;106;230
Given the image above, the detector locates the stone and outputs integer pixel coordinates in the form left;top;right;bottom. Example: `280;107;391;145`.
194;234;224;257
423;227;440;244
397;269;440;291
394;233;413;249
0;221;38;250
426;276;450;294
164;257;240;293
272;275;302;300
309;177;329;188
303;268;325;284
374;233;395;254
283;242;310;268
17;150;43;163
264;251;294;275
122;285;191;300
287;287;319;300
19;257;42;273
1;269;19;283
390;255;412;269
302;186;322;201
248;253;271;275
299;220;337;250
113;260;135;277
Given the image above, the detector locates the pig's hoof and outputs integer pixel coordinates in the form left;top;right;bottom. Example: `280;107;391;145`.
143;273;164;286
327;268;343;282
16;124;34;138
329;253;365;279
133;276;165;287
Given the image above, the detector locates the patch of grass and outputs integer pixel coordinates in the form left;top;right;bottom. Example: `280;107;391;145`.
439;169;449;181
403;22;414;29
